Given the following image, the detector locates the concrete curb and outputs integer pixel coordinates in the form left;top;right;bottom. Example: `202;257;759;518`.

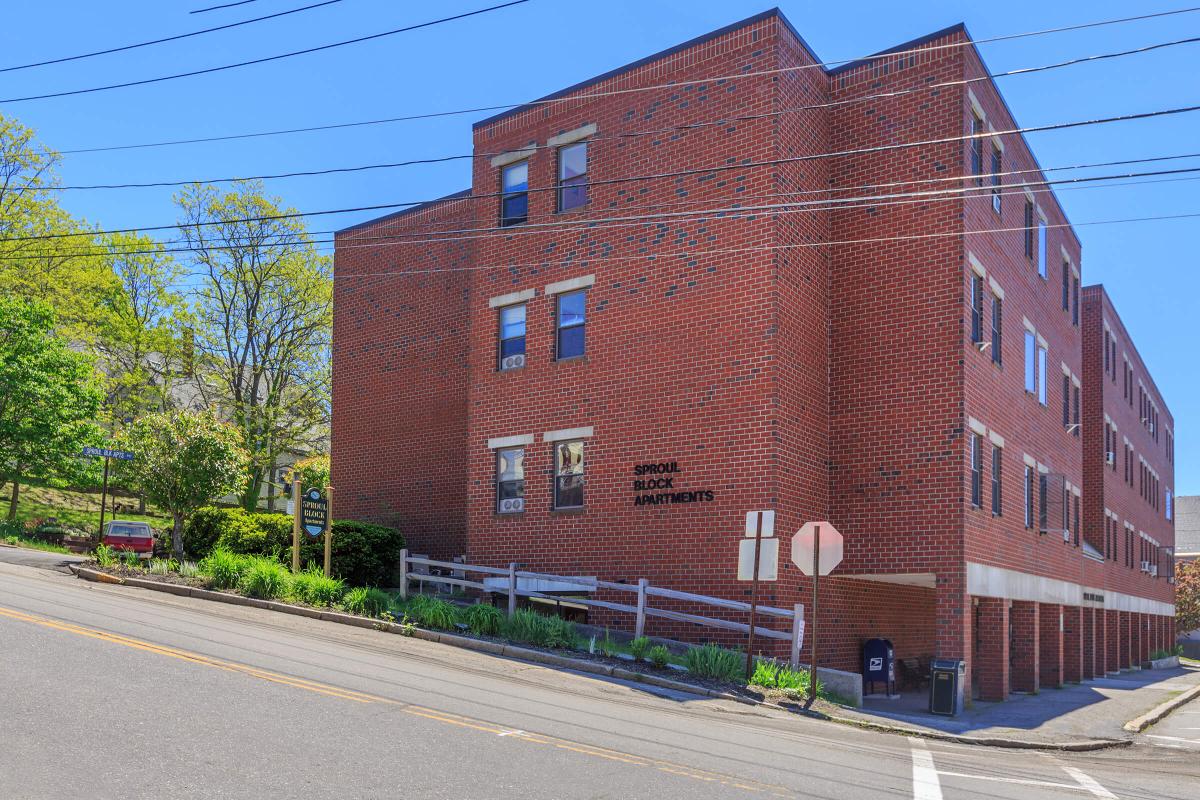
1123;682;1200;733
69;565;1124;750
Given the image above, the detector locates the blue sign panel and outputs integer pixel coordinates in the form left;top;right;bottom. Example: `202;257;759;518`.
82;446;135;461
301;487;327;538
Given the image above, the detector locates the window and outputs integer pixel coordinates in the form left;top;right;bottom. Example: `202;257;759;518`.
1072;385;1080;436
1024;331;1036;393
1037;345;1047;405
1074;495;1081;547
1167;490;1173;521
970;112;984;184
1038;474;1048;532
1061;262;1070;311
1110;340;1117;382
991;145;1002;213
1062;375;1071;428
1024;466;1035;528
498;304;527;370
556;290;587;360
970;274;984;344
1103;331;1110;374
1023;199;1035;260
990;296;1002;365
1071;276;1079;327
991;445;1002;515
500;161;529;226
970;433;983;508
557;141;588;212
1037;217;1048;278
553;440;585;509
496;448;525;513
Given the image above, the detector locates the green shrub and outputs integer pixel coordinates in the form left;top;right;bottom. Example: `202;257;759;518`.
749;659;818;697
647;645;670;669
629;636;651;661
289;567;346;607
93;543;117;567
299;519;405;588
251;512;294;556
684;644;743;682
542;616;577;649
181;507;242;559
214;510;270;555
341;586;392;618
240;557;291;599
462;603;504;636
408;595;460;630
199;547;249;590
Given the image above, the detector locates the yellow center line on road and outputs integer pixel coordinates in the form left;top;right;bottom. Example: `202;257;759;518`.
0;604;795;797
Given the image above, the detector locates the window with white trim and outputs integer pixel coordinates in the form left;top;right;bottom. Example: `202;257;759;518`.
500;161;529;227
553;440;585;509
496;447;525;513
1037;216;1048;278
498;303;527;370
1037;345;1048;405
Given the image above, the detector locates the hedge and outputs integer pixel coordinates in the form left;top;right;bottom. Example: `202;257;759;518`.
180;506;404;587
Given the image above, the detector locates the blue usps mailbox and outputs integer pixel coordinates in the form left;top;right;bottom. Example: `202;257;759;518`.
862;638;895;696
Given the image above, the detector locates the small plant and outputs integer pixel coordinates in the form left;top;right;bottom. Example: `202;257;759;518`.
595;629;618;658
177;561;200;579
93;543;117;568
629;636;651;661
240;557;291;600
289;567;346;607
750;659;819;698
684;643;743;682
199;547;248;590
121;549;142;570
647;645;670;669
147;558;178;575
462;602;504;636
341;586;392;618
396;612;417;636
542;615;577;649
407;594;459;630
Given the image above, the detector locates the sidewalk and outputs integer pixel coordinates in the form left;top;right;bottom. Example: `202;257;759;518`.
831;663;1200;747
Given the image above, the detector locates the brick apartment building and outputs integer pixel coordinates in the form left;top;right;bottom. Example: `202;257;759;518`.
332;8;1177;701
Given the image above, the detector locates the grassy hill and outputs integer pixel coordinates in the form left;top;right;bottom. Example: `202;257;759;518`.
11;484;167;533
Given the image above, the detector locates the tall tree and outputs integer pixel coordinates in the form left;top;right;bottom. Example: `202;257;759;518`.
1177;560;1200;640
96;232;188;422
0;297;104;518
115;410;250;560
176;181;331;510
0;112;115;338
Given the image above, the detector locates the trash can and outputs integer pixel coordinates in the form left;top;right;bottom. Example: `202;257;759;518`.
862;638;896;696
929;658;965;716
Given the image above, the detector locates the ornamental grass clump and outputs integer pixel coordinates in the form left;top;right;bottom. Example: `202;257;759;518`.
501;609;551;646
749;659;817;697
407;594;460;630
684;643;743;682
93;543;117;568
340;586;392;618
628;636;651;661
289;567;345;607
647;645;671;669
240;557;291;600
147;558;178;576
461;602;504;636
199;547;249;590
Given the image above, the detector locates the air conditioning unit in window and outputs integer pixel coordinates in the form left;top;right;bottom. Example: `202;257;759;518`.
1063;529;1071;543
501;354;526;371
1150;564;1158;577
1140;560;1150;572
499;497;525;513
1105;451;1115;465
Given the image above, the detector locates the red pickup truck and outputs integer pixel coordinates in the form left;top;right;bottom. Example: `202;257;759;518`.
101;520;155;560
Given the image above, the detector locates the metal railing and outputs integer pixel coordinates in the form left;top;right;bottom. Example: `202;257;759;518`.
397;549;806;665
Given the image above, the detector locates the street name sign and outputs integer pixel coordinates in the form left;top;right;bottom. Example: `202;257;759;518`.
82;446;134;461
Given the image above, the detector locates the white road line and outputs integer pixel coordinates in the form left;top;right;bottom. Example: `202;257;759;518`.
1146;734;1200;744
1061;765;1119;799
908;737;943;800
934;771;1084;791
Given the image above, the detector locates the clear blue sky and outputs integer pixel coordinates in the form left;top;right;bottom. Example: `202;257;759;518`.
2;1;1195;492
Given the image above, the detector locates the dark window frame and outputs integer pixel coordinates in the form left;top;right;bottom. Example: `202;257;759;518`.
552;439;585;510
555;289;587;361
556;141;589;213
970;273;984;344
990;295;1002;365
497;303;527;371
970;433;983;508
500;160;529;227
991;445;1002;516
495;447;526;514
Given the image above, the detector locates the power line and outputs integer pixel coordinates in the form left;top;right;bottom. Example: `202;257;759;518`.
192;0;260;13
49;12;1200;154
0;0;531;104
11;166;1200;261
0;1;345;74
8;98;1199;242
41;32;1200;188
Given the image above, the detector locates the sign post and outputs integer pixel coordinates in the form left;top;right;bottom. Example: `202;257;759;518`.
291;479;301;573
738;510;776;679
81;446;134;538
791;521;843;705
323;486;333;578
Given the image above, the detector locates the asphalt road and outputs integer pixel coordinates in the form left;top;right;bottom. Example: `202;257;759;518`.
0;558;1197;799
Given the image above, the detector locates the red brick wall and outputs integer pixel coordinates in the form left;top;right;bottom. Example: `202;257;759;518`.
331;195;475;558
